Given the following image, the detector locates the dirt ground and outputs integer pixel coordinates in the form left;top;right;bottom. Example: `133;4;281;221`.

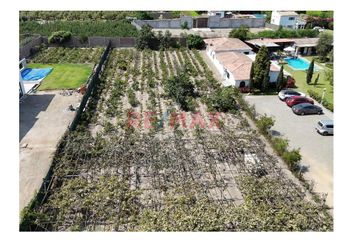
19;90;82;210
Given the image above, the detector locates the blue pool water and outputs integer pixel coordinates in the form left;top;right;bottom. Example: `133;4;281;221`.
253;14;266;18
285;57;316;71
21;67;53;81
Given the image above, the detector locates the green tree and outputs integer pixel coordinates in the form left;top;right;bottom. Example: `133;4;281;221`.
306;59;315;84
256;114;275;135
181;21;189;30
136;25;158;50
325;70;333;86
136;11;153;20
253;46;270;92
316;32;333;62
161;30;172;50
165;70;195;111
328;49;333;63
276;65;284;92
249;62;254;91
314;73;320;85
186;34;205;49
228;25;250;41
48;31;72;44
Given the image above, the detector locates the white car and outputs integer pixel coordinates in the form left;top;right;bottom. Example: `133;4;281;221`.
278;89;306;101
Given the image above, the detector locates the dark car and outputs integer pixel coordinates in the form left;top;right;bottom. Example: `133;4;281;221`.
292;103;323;115
286;96;314;107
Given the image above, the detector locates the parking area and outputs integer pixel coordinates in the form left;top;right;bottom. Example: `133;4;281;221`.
245;95;333;207
19;90;82;210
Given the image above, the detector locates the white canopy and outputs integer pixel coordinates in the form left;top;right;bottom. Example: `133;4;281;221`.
284;46;295;52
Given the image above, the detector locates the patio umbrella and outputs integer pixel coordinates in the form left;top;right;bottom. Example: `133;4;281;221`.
284;46;295;52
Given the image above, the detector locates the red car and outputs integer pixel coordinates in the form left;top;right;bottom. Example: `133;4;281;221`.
285;96;314;107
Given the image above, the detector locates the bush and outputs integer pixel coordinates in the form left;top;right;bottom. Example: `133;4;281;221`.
272;137;289;156
48;31;72;44
206;87;239;113
79;34;88;43
228;25;250;41
128;88;139;107
282;149;301;170
256;114;274;135
165;71;196;111
186;34;205;50
181;21;189;30
307;89;333;112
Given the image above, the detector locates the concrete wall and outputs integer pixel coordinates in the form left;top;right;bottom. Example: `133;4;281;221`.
19;36;43;60
133;16;265;29
133;17;193;29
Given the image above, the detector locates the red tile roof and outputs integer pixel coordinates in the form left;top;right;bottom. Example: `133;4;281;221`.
204;37;252;52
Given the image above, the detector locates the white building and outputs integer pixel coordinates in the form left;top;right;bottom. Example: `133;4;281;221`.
271;11;305;29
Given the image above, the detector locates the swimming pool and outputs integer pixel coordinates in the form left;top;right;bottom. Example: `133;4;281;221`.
285;57;317;71
21;67;53;81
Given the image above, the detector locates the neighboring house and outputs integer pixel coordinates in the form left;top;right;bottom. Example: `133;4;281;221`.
207;11;226;18
204;38;280;87
271;11;305;29
246;37;320;56
293;38;320;55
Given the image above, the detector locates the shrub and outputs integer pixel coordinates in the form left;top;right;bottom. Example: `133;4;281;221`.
48;31;72;44
136;25;158;50
186;34;205;50
272;137;289;156
256;114;274;135
228;25;250;41
282;149;301;170
79;34;88;44
181;21;189;30
127;88;139;107
165;71;195;111
206;87;239;113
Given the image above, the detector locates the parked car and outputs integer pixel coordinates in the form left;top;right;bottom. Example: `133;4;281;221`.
285;96;314;107
315;120;333;136
292;103;323;115
278;89;306;101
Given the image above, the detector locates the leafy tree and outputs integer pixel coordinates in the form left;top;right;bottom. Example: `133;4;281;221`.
228;25;250;41
161;30;172;50
186;34;205;49
253;46;270;92
306;59;315;84
249;62;254;91
207;87;239;113
316;32;333;62
136;11;153;20
136;25;158;50
48;31;72;44
276;65;285;91
181;21;189;30
324;70;333;86
165;70;195;111
314;73;320;85
256;114;274;135
328;49;333;63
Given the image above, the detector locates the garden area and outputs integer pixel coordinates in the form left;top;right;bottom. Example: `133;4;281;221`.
21;47;333;231
28;47;104;90
283;58;333;108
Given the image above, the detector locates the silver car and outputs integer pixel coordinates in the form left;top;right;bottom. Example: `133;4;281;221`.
278;89;306;101
316;120;333;136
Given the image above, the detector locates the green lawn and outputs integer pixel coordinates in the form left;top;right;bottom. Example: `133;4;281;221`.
282;57;333;105
28;63;93;91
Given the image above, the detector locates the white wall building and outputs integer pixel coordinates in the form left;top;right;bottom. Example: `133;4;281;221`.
271;11;305;29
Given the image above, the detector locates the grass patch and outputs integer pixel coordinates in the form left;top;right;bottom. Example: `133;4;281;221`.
282;57;333;105
28;63;93;91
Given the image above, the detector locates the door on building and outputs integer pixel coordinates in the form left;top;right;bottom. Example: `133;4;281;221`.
193;18;208;28
239;81;246;88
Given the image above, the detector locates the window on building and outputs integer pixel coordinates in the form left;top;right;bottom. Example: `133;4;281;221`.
287;25;293;28
289;17;295;20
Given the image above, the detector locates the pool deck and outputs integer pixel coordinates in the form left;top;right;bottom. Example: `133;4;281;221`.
19;90;82;211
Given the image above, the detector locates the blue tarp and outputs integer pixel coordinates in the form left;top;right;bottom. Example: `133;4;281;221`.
21;68;53;81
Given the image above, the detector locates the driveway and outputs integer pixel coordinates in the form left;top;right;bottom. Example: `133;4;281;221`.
20;90;82;211
245;95;333;207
